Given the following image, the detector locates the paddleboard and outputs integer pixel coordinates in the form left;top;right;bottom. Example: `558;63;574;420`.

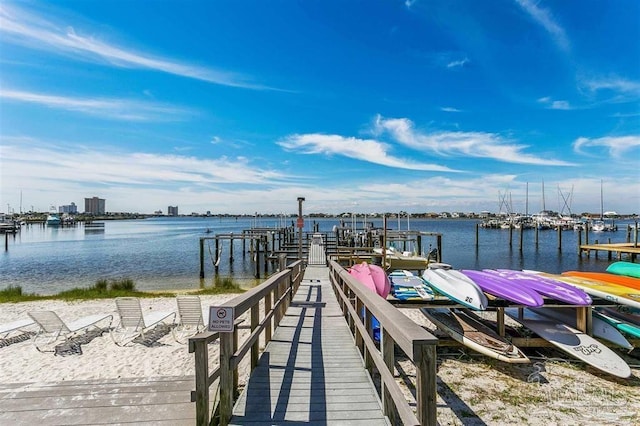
563;271;640;291
607;261;640;279
531;307;633;350
598;307;640;327
491;269;591;305
505;308;631;378
525;271;640;310
423;268;488;310
461;269;544;307
388;270;435;301
594;309;640;339
420;308;530;363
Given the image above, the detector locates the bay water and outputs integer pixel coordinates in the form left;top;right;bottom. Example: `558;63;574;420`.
1;217;635;295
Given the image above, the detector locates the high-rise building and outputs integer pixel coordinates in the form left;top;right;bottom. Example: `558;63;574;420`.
59;202;78;214
85;197;106;215
167;206;179;216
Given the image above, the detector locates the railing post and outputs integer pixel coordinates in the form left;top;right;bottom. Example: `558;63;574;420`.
219;332;234;425
251;305;259;370
191;337;210;426
415;342;438;425
381;328;399;424
265;291;272;343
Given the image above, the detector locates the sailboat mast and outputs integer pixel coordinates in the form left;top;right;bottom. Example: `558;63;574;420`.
600;179;604;220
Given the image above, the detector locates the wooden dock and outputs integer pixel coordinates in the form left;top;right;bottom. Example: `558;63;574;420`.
579;242;640;260
229;265;389;425
0;376;196;425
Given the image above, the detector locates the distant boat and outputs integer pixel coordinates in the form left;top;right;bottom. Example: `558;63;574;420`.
46;213;61;226
373;246;431;271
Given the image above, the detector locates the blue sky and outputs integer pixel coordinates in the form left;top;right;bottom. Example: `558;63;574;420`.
1;0;639;215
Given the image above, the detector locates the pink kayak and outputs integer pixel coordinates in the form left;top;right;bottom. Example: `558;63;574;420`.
349;262;391;298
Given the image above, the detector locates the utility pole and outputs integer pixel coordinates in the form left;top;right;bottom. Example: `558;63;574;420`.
297;197;305;260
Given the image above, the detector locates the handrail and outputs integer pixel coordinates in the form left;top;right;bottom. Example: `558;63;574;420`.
328;259;438;425
189;260;304;426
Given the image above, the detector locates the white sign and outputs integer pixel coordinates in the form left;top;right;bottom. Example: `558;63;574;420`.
208;306;234;332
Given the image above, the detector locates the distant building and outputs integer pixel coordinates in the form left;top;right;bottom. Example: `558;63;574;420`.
85;197;106;215
168;206;178;216
59;202;78;214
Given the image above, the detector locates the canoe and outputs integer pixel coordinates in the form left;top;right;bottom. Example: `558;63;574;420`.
525;271;640;310
489;269;592;305
531;307;632;350
594;309;640;339
423;269;488;310
421;308;529;363
349;262;390;298
607;261;640;279
505;308;631;378
388;270;434;301
460;269;544;307
563;271;640;291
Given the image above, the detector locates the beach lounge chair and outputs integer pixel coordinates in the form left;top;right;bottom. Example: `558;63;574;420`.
0;318;35;339
27;311;113;352
111;297;176;346
172;295;206;343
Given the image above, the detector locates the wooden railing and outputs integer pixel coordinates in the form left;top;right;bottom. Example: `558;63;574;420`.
328;259;439;425
189;260;304;426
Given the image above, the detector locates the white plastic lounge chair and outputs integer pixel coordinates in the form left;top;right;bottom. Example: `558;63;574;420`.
0;318;35;339
111;297;176;346
28;311;113;352
172;295;206;343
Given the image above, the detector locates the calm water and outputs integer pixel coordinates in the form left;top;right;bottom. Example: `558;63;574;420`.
1;217;635;295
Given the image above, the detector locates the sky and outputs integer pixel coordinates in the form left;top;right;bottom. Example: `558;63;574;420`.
1;0;639;216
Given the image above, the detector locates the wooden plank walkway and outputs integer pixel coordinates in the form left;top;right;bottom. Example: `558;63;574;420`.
230;264;389;425
0;376;196;425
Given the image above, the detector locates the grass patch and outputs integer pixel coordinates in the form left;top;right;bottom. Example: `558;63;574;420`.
195;276;245;295
1;278;177;303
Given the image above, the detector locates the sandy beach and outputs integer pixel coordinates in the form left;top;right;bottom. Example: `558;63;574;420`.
1;297;639;425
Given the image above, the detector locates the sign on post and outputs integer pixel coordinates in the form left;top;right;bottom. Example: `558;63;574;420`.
208;306;235;332
297;217;304;228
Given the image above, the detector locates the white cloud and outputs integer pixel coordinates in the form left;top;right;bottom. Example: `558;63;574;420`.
447;57;469;68
1;89;189;121
0;4;267;89
0;142;290;191
537;97;571;110
582;77;640;97
440;107;462;113
374;115;575;166
515;0;570;51
573;135;640;158
277;133;458;172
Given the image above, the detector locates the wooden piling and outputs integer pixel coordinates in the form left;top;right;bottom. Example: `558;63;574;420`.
199;238;205;278
557;225;562;251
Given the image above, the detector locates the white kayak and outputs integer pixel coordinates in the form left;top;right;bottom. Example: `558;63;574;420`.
423;268;488;310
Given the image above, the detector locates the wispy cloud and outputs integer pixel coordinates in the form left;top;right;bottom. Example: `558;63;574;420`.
573;135;640;158
440;107;462;113
447;57;469;68
515;0;569;52
537;96;572;110
374;115;575;166
0;4;268;89
1;89;189;121
277;133;458;172
0;142;290;189
581;76;640;100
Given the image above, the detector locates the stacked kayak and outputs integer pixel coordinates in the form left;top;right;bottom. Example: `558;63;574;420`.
460;269;544;307
349;262;391;298
490;269;592;305
423;268;488;310
607;261;640;279
388;270;434;301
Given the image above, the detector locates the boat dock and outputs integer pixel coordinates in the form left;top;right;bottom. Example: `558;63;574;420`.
579;242;640;261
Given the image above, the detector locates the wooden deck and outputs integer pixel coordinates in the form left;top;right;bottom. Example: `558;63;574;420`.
0;376;196;425
579;242;640;260
229;265;389;425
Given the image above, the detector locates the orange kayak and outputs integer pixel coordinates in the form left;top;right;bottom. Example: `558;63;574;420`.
563;271;640;291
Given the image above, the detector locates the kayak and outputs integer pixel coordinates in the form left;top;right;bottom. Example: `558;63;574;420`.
606;261;640;279
490;269;591;305
423;269;488;310
461;269;544;307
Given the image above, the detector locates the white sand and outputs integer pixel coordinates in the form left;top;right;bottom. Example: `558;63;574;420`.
0;295;236;382
1;298;639;424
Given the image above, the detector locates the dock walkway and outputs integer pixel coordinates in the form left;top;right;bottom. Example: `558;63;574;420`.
229;264;389;425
